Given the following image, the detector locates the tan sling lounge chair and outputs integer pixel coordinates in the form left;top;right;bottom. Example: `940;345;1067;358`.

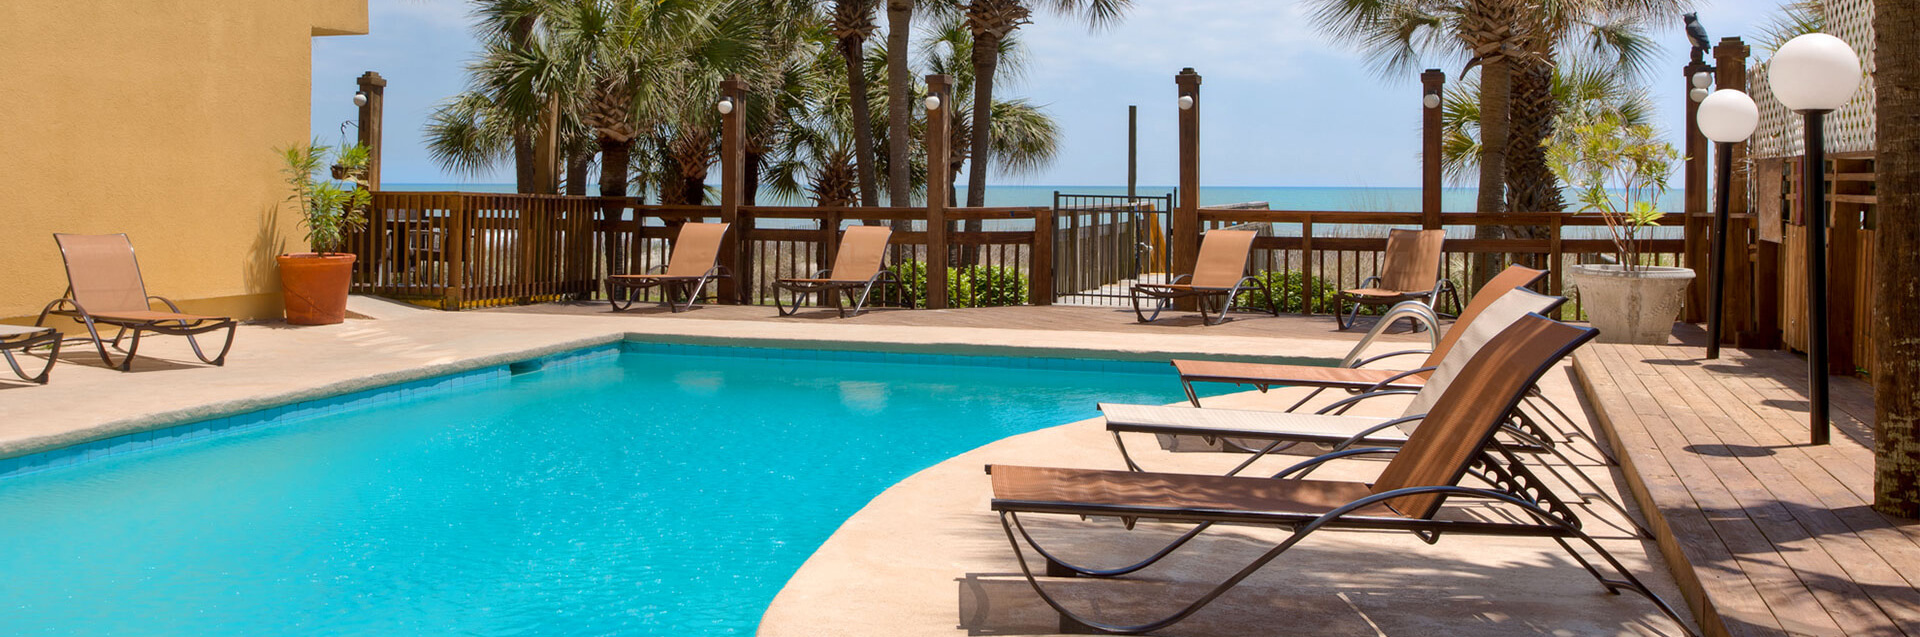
1333;228;1455;329
36;234;237;372
1129;229;1276;325
986;314;1693;636
1171;265;1547;409
1;325;61;384
605;222;731;313
772;225;907;318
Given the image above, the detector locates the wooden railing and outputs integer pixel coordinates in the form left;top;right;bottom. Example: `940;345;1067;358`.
351;192;1052;310
1197;210;1689;318
349;191;1693;317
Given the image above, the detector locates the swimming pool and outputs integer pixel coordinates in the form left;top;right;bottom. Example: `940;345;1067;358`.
0;342;1227;635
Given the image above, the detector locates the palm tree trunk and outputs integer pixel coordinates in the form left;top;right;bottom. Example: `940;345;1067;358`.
565;150;591;196
746;150;764;205
842;36;881;207
1504;47;1561;266
966;32;999;209
1472;54;1513;288
599;138;632;198
1874;0;1920;517
515;133;537;194
885;0;914;207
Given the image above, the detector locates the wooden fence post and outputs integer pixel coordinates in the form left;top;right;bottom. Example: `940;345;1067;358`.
1173;68;1202;310
1683;50;1714;322
719;75;746;303
355;72;385;191
444;195;467;310
1715;37;1756;343
1421;69;1444;230
1031;208;1053;305
926;74;952;309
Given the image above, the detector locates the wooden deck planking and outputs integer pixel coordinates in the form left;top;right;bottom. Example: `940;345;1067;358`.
1575;333;1920;637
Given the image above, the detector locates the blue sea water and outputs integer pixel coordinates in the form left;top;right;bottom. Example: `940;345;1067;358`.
383;183;1687;214
0;347;1227;636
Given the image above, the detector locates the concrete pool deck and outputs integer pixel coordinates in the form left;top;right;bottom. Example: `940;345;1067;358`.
0;298;1686;635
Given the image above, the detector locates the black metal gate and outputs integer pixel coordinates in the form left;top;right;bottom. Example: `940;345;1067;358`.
1051;192;1175;306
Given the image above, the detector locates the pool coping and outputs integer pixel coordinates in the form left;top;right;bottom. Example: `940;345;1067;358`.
0;331;1328;479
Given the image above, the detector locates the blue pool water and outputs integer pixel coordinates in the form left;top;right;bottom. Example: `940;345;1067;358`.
0;345;1216;636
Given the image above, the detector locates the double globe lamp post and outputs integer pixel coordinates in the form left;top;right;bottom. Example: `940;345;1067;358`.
1698;33;1861;445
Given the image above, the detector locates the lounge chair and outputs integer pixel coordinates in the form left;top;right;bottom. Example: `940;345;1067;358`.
605;222;730;312
987;314;1693;636
36;234;237;372
1332;228;1455;329
0;325;61;384
1129;229;1275;325
772;225;907;318
1171;265;1547;409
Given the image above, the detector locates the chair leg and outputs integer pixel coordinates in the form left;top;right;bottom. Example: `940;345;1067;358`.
181;322;236;367
2;338;59;384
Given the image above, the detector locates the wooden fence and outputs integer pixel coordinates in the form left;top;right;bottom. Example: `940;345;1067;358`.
349;191;1698;318
350;192;1052;310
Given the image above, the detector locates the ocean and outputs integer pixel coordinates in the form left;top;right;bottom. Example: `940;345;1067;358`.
381;183;1688;214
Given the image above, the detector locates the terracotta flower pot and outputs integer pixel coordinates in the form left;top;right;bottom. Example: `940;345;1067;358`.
277;252;356;325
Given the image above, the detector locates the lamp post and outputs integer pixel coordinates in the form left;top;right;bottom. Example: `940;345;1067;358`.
1768;33;1862;445
1696;89;1759;360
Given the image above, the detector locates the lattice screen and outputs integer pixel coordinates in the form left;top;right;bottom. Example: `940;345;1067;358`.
1747;0;1878;160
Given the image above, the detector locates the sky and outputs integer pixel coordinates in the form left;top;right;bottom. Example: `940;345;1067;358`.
311;0;1780;189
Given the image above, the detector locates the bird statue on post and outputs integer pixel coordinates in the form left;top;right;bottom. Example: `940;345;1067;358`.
1684;13;1711;52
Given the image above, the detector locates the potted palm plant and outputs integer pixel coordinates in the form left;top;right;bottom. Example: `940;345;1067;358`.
277;141;370;325
1551;114;1692;344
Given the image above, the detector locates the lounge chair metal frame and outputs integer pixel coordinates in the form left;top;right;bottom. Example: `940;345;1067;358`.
605;222;732;313
772;270;910;318
1333;228;1459;330
37;294;236;372
606;264;729;313
1128;272;1276;326
0;326;61;384
1130;229;1276;326
36;234;237;372
988;315;1696;636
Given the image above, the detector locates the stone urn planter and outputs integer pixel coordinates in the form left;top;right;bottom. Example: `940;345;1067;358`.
1566;264;1695;344
278;252;356;325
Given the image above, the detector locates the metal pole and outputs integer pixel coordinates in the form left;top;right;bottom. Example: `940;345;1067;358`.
1127;105;1138;200
1804;110;1830;445
1707;141;1734;359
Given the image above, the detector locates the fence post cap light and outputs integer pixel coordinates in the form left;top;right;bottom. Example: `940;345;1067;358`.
1692;71;1713;89
352;91;368;107
1422;93;1441;109
1698;89;1760;143
924;94;941;111
1690;88;1711;103
716;96;734;115
1177;94;1194;110
1768;32;1862;111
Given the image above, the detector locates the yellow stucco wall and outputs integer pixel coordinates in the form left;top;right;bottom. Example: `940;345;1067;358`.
0;0;368;324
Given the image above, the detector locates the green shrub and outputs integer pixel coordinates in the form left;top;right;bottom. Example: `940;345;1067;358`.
888;261;1030;308
1232;270;1338;314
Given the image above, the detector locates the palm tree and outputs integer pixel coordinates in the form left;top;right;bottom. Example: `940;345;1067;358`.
1441;61;1655;181
959;0;1127;207
884;0;917;207
1873;0;1920;517
424;0;576;193
826;0;883;206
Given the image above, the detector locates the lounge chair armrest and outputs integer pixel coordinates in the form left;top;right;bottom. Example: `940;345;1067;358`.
1357;275;1382;288
1269;447;1401;480
1363;367;1437;392
147;295;185;313
1311;389;1420;415
1349;349;1432;368
1332;414;1426;450
647;264;670;274
1168;273;1192;285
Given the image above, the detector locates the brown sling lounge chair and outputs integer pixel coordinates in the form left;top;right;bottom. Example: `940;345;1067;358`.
605;222;730;313
986;314;1693;636
1333;228;1456;329
1171;265;1547;409
0;325;61;384
36;234;237;372
1129;229;1275;325
772;225;907;318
